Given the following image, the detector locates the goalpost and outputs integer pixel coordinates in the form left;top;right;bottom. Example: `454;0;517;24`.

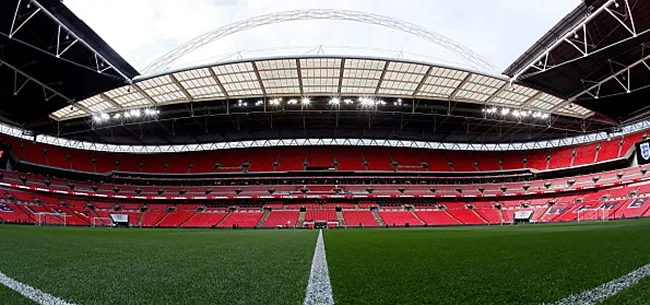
91;217;114;227
35;212;70;226
576;208;607;222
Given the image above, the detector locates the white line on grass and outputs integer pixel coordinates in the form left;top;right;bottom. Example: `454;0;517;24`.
545;262;650;305
303;230;334;305
0;270;79;305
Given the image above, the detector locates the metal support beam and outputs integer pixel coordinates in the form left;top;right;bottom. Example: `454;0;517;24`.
208;68;228;98
337;59;345;95
169;74;192;101
29;1;133;82
412;66;433;96
132;84;157;105
570;51;650;101
0;59;71;102
374;61;390;95
296;58;304;96
511;0;646;80
251;61;267;96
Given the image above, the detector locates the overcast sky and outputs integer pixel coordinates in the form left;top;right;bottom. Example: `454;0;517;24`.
63;0;580;75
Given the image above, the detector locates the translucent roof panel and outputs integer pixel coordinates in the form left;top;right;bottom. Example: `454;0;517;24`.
49;56;595;121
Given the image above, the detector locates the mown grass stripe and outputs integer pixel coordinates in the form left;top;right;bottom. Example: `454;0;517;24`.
303;230;334;305
0;271;78;305
545;262;650;305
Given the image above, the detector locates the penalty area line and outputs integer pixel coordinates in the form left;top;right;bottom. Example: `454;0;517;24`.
0;270;79;305
544;262;650;305
303;229;334;305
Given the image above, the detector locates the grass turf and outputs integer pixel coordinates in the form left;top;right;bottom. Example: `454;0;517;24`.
599;275;650;305
325;220;650;305
1;221;650;304
0;226;317;305
0;282;37;305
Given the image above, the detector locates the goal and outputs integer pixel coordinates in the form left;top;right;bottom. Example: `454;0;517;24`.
576;208;607;222
35;212;70;226
91;217;113;227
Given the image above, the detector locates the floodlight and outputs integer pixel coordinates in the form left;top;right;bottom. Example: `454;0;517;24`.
255;100;264;106
301;97;311;105
512;110;520;117
329;97;341;105
541;113;549;119
270;98;282;106
100;113;109;120
343;99;354;105
130;109;140;117
124;112;131;118
287;99;298;105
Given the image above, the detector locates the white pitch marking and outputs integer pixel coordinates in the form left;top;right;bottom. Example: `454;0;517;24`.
303;230;334;305
545;262;650;305
0;270;79;305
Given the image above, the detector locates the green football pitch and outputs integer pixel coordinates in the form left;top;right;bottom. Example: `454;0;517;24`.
1;220;650;305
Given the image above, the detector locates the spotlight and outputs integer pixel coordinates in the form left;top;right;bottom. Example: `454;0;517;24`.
343;99;354;105
270;98;282;106
100;113;109;120
124;112;131;118
329;97;341;105
512;110;520;117
481;108;486;112
541;113;549;119
301;97;311;105
113;113;121;119
501;108;510;115
92;115;102;122
130;109;140;117
377;99;386;106
255;100;263;106
287;99;298;105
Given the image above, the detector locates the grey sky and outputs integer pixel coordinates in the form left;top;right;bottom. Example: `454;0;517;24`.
64;0;580;75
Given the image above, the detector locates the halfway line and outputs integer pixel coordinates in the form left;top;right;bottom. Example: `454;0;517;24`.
545;262;650;305
303;230;334;305
0;270;79;305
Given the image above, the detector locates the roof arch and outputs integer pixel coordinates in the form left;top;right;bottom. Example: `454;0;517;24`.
141;9;499;75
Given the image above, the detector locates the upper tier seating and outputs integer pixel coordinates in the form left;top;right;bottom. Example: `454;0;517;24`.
3;128;645;174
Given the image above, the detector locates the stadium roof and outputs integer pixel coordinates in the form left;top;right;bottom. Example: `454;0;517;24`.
505;0;650;123
50;56;594;121
0;0;137;127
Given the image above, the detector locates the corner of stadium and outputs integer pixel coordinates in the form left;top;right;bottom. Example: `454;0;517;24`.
1;0;650;304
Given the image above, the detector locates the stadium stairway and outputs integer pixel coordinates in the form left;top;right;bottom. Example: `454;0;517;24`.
444;209;463;224
371;210;385;226
215;213;229;227
497;209;505;223
336;210;345;226
297;211;306;226
177;212;197;227
257;210;271;227
411;211;425;225
472;209;489;224
154;212;170;227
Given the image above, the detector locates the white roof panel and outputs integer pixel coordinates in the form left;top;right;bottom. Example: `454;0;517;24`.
50;56;594;120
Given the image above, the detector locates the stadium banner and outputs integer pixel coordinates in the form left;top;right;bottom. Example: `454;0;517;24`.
636;140;650;165
514;211;533;220
110;214;129;223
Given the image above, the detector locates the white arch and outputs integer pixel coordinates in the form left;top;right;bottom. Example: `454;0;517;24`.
142;9;499;75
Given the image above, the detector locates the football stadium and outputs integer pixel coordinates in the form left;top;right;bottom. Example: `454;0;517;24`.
1;0;650;304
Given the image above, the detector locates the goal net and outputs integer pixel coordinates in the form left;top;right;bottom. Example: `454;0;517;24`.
91;217;113;227
576;208;607;222
35;212;70;226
